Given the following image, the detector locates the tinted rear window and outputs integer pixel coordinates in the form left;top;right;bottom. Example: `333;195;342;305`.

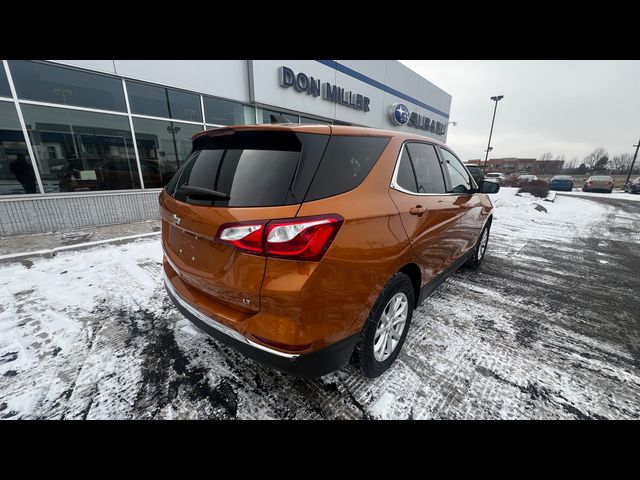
166;131;328;207
304;135;390;202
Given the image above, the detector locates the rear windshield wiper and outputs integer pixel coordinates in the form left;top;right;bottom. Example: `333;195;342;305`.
177;185;230;200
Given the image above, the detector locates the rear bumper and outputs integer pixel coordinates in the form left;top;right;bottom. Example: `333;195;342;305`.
164;272;358;378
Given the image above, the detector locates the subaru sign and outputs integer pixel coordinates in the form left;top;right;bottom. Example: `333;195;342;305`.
389;103;410;126
389;102;447;136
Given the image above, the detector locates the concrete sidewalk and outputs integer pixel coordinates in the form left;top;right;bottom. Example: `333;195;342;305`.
0;220;161;263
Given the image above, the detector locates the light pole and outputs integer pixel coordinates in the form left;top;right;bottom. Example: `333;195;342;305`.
54;88;80;161
483;95;503;173
624;139;639;188
167;124;181;166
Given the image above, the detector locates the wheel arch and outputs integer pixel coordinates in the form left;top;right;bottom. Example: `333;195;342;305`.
483;213;493;231
398;262;421;308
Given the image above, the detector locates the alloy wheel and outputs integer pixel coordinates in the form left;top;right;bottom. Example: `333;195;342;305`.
373;292;408;362
478;228;489;261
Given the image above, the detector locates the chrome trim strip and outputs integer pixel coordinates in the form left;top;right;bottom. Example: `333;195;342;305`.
163;271;300;359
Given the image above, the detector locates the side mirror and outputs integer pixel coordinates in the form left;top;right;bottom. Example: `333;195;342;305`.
478;180;500;194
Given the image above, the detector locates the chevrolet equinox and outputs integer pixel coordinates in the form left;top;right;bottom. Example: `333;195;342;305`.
160;124;499;378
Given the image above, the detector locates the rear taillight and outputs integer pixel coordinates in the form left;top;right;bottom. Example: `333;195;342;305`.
215;214;344;261
216;221;265;253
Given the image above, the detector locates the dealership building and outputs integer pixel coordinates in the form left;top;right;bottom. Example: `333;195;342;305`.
0;60;452;236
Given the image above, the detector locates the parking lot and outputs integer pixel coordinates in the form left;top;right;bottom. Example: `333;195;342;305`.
1;188;639;419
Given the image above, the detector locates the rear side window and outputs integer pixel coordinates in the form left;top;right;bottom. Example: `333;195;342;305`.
405;143;446;194
166;131;328;207
304;135;390;202
396;148;419;192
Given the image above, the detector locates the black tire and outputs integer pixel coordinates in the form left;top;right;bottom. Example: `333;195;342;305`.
352;272;414;378
466;222;491;268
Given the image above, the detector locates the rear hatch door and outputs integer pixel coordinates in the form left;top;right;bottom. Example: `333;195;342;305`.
161;127;330;312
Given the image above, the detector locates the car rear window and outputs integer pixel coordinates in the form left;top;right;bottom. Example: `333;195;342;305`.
591;175;612;180
553;176;572;180
303;135;391;202
165;130;328;207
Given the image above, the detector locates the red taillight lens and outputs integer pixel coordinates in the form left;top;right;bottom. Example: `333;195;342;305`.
215;221;266;253
264;214;343;261
215;214;343;261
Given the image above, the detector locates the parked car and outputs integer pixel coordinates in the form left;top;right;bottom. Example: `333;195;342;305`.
160;124;500;378
517;174;538;186
463;163;484;186
549;175;574;191
485;172;507;186
624;177;640;194
582;175;614;193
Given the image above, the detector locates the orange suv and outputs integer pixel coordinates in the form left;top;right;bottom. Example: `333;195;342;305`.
160;124;499;378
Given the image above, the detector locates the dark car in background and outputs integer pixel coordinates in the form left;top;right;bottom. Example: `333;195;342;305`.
464;163;484;186
624;177;640;194
583;175;614;193
549;175;574;191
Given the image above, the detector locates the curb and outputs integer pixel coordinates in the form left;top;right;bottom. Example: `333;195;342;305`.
0;231;161;265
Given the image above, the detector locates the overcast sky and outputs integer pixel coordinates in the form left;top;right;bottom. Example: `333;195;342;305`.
400;60;640;164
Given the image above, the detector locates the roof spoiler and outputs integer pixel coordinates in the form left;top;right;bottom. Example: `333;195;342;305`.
270;114;294;124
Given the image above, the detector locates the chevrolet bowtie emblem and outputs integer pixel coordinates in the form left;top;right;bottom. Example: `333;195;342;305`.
171;214;181;226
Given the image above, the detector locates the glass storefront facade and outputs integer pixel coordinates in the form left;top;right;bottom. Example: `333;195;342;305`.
0;67;11;98
21;104;139;193
0;102;39;195
0;60;343;197
133;117;202;189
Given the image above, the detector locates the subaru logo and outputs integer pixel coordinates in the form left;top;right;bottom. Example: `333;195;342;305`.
390;103;410;126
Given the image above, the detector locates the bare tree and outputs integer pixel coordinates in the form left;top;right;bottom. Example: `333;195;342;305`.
583;147;608;171
539;152;554;161
563;157;578;172
610;153;632;174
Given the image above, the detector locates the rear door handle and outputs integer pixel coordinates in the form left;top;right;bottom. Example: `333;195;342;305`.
410;205;427;216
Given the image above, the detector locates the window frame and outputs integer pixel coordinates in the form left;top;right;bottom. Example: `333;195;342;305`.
389;140;449;196
8;60;128;113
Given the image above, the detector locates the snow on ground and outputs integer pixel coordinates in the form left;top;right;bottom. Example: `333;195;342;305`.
558;189;640;202
1;191;639;419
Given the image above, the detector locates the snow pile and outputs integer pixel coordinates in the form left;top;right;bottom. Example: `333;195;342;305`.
489;187;610;252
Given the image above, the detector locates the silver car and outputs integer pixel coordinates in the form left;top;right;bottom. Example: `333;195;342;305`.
583;175;614;193
485;172;507;185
